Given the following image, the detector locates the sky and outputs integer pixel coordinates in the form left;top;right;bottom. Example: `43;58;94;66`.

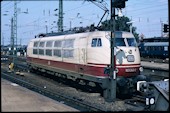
1;0;168;46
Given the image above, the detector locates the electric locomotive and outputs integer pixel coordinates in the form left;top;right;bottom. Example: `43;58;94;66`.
27;31;145;97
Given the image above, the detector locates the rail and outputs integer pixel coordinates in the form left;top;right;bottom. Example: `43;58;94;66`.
1;71;105;111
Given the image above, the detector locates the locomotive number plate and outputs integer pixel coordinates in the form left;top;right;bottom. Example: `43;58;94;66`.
125;68;136;72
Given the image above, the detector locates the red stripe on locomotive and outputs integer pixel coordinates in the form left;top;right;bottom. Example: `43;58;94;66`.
27;57;140;77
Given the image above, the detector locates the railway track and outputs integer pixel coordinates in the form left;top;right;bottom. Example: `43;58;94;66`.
141;67;169;81
1;60;148;111
2;56;168;111
141;57;169;64
1;70;104;111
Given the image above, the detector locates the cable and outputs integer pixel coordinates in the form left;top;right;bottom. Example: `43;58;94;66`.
1;1;13;8
127;3;167;13
126;0;167;7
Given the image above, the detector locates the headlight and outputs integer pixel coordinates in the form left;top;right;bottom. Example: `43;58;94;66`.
128;50;132;54
115;68;119;73
150;98;155;105
139;67;143;72
127;55;135;62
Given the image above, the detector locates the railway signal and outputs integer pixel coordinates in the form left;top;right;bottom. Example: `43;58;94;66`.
163;24;169;33
112;0;128;8
107;0;128;101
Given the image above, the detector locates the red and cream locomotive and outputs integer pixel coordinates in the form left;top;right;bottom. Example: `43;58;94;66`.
27;31;145;96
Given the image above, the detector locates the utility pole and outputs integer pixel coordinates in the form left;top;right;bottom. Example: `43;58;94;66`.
11;18;14;52
13;1;17;50
58;0;63;32
11;17;14;64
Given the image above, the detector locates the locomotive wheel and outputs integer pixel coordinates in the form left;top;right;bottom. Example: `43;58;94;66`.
116;83;133;99
29;67;35;73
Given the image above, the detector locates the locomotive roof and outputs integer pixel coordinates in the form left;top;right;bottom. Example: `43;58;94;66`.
32;31;134;42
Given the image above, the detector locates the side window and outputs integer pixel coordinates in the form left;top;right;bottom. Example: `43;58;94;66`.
45;41;53;56
33;41;39;47
33;41;38;55
39;42;45;55
63;39;74;48
54;40;62;47
54;49;62;57
46;49;52;56
164;46;168;51
63;50;73;58
39;49;44;55
39;42;45;47
62;39;74;58
46;41;53;47
91;38;102;47
33;49;38;54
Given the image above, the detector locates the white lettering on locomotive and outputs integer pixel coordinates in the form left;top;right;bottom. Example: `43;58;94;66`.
125;68;137;72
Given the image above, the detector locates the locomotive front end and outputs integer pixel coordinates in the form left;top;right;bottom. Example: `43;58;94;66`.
114;32;141;77
114;31;144;97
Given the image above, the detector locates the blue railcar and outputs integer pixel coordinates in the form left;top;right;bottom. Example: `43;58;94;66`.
139;42;169;59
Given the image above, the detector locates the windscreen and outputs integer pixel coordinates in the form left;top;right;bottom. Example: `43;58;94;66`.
126;38;137;47
115;38;126;46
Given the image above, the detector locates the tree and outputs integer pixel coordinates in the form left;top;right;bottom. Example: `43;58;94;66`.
100;16;139;42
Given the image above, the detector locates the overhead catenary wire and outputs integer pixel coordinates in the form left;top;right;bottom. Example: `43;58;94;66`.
1;0;168;45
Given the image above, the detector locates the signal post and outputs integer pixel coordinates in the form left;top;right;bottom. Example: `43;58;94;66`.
104;0;128;102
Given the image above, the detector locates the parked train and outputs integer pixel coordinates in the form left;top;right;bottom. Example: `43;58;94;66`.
139;42;169;59
27;31;145;97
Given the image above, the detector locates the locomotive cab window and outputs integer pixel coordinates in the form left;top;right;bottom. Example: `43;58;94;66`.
127;38;137;47
91;38;102;47
115;38;126;46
